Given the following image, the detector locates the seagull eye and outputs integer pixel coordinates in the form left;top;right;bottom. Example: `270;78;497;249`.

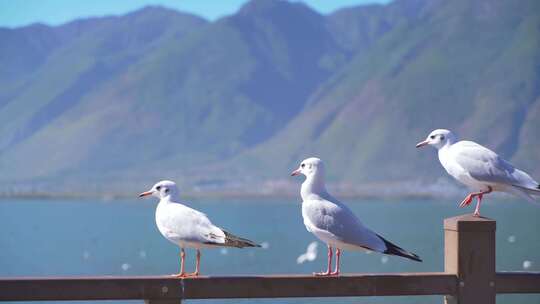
156;186;161;191
301;164;305;168
430;135;435;139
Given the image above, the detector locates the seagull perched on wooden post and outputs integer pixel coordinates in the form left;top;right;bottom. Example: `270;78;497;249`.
139;180;260;277
416;129;540;216
291;157;421;276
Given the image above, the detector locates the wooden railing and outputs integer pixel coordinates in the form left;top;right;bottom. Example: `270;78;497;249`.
1;215;539;304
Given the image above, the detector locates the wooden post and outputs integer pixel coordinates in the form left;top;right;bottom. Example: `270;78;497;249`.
444;214;496;304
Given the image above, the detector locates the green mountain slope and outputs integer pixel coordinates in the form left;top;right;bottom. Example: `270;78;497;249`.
0;1;350;190
0;0;538;195
223;0;540;186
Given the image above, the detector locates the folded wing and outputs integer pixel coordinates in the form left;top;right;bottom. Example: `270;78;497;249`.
304;198;421;261
160;203;260;248
453;141;539;190
304;198;388;252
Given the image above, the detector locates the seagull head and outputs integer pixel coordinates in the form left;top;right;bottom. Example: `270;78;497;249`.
291;157;325;178
416;129;456;149
138;180;179;200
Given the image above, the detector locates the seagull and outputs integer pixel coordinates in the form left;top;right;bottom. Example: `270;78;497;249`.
139;180;260;277
291;158;421;276
416;129;540;216
297;241;318;264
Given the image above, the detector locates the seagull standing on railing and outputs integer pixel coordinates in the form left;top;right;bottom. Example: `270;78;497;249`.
291;158;421;276
139;180;260;277
416;129;540;216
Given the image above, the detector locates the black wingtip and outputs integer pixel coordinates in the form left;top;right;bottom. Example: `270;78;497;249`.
537;184;540;190
240;239;262;248
222;229;261;248
386;246;422;262
239;241;261;248
378;234;422;262
404;252;422;262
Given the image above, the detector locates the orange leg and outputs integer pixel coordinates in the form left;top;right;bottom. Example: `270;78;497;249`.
459;187;492;216
185;249;201;277
458;193;474;208
473;194;483;217
314;245;333;276
330;248;341;276
173;248;186;278
473;186;492;217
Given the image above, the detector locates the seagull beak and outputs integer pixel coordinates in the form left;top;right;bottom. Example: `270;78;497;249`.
416;140;429;148
291;169;301;176
138;191;153;198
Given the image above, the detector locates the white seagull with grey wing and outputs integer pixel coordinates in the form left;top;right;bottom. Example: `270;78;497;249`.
291;158;421;276
416;129;540;216
139;180;260;277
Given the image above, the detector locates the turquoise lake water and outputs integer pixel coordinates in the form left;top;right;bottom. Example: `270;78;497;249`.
1;197;539;303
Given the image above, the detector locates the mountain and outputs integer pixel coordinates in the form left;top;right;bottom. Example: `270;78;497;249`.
227;0;540;184
0;0;539;196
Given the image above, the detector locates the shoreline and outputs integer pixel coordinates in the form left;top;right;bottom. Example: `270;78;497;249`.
0;190;517;202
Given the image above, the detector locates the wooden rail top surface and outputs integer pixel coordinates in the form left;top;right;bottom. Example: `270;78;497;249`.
0;273;457;301
2;272;539;301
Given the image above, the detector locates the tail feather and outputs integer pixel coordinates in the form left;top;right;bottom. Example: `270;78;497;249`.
505;185;536;203
377;234;422;262
511;184;540;197
222;229;261;248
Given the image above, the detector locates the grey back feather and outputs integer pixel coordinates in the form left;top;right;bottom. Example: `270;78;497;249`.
453;141;538;188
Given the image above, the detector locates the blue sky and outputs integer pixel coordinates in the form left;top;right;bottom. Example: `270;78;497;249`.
0;0;390;28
